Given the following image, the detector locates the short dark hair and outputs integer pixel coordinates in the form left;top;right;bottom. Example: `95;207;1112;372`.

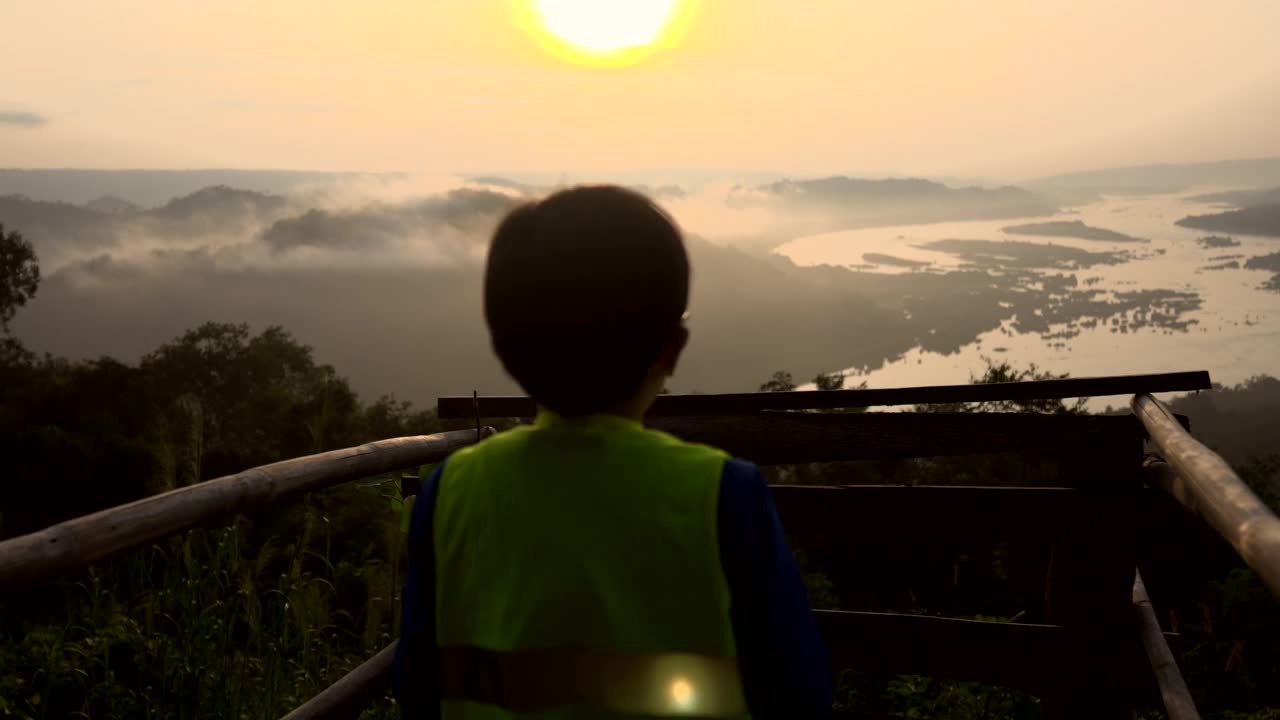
484;185;689;416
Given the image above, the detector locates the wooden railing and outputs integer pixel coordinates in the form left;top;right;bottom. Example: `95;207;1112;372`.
1132;393;1280;598
7;371;1280;720
0;431;481;587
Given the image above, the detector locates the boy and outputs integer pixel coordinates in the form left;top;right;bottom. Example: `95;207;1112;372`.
396;185;831;718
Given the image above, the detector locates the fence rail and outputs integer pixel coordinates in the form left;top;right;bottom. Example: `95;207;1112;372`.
1133;393;1280;599
439;371;1212;418
0;430;481;587
1133;570;1200;720
282;642;399;720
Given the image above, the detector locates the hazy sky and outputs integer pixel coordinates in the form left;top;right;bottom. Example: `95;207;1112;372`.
3;0;1278;180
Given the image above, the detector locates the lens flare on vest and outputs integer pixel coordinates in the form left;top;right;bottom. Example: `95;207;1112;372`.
670;677;695;710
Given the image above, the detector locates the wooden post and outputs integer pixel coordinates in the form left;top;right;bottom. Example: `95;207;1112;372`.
1040;434;1144;719
1133;571;1201;720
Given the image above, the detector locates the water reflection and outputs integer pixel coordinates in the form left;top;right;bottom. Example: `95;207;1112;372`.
777;190;1280;399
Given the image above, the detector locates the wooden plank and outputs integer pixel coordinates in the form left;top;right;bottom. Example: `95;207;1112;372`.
281;641;397;720
437;371;1211;418
1133;394;1280;600
648;412;1142;467
1133;571;1201;720
395;483;1142;541
770;485;1129;543
398;414;1141;469
1040;437;1143;719
0;430;482;589
816;610;1152;699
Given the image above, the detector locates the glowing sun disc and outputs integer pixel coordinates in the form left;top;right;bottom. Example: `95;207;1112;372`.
532;0;680;56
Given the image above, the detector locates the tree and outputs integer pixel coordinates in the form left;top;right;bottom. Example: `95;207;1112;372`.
759;370;797;392
914;358;1088;414
141;322;361;481
813;371;845;391
0;224;40;332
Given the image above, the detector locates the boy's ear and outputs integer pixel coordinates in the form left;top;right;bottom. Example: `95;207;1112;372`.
656;326;690;377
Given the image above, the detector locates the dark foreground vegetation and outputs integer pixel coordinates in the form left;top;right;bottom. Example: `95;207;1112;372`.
1;227;1277;718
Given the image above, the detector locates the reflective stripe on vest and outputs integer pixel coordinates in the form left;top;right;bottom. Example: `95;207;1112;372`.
438;645;747;717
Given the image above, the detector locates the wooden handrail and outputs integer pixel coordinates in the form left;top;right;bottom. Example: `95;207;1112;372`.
1133;570;1200;720
281;642;398;720
1133;394;1280;599
439;371;1212;418
0;430;481;588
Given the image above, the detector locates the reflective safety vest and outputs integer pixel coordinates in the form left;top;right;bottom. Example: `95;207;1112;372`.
432;412;749;718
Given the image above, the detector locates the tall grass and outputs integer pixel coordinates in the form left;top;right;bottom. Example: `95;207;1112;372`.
0;480;407;720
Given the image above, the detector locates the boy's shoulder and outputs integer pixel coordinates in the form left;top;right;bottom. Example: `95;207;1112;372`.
443;423;538;462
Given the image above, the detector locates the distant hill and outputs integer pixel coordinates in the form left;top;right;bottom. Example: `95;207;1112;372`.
1185;187;1280;207
149;185;287;223
0;186;296;268
0;168;401;207
0;193;119;257
754;176;1053;216
1176;204;1280;237
84;196;141;215
1002;220;1146;243
1027;157;1280;203
718;176;1056;250
1169;376;1280;468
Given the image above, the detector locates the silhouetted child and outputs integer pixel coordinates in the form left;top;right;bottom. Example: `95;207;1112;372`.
396;185;831;719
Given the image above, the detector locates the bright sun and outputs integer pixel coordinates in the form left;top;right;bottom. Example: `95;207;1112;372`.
523;0;688;65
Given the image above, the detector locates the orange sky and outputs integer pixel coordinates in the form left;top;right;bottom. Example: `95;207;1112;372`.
2;0;1278;180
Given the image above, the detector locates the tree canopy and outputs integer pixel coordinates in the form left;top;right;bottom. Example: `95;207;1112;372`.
0;223;39;332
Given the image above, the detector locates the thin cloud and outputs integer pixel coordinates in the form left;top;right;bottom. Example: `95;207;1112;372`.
0;111;49;128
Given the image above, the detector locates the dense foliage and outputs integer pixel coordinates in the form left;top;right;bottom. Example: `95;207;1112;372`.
0;224;39;333
0;321;449;719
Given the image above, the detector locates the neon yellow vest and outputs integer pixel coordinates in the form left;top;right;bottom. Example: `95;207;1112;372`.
432;412;747;718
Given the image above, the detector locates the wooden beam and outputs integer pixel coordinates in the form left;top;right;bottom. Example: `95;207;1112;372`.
438;371;1211;418
281;642;397;720
816;610;1149;699
1133;571;1201;720
771;485;1133;543
1133;394;1280;600
648;412;1141;466
0;430;481;588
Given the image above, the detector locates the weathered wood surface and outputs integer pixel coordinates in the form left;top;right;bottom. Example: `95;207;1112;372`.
0;431;481;588
1133;571;1201;720
400;413;1142;469
771;485;1142;543
437;371;1211;418
1134;393;1280;599
1039;444;1143;720
396;483;1143;541
281;641;398;720
817;610;1155;699
649;412;1143;466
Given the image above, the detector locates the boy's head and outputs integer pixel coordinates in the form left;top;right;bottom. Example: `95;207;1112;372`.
484;185;690;417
